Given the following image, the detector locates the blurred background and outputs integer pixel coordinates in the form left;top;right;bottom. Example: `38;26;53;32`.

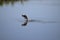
0;0;60;40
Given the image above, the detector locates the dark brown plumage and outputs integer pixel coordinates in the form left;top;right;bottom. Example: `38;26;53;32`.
22;15;28;19
22;20;28;26
21;14;28;26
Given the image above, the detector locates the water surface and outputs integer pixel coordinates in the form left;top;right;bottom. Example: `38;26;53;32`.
0;0;60;40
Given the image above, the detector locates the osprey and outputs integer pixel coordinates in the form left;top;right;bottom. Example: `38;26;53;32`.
21;14;57;26
22;14;28;26
21;14;37;26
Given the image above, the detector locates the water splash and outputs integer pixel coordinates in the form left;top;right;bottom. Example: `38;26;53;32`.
17;19;60;26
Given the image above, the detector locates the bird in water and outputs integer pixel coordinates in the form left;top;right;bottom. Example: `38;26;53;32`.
21;14;40;26
21;14;28;26
21;14;58;26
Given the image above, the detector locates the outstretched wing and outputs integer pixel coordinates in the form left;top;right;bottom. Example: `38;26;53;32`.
21;20;28;26
22;15;28;19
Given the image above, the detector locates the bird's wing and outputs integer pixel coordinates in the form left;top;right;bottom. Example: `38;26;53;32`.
22;15;28;19
21;20;28;26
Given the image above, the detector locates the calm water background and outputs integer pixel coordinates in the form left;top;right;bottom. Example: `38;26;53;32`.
0;0;60;40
